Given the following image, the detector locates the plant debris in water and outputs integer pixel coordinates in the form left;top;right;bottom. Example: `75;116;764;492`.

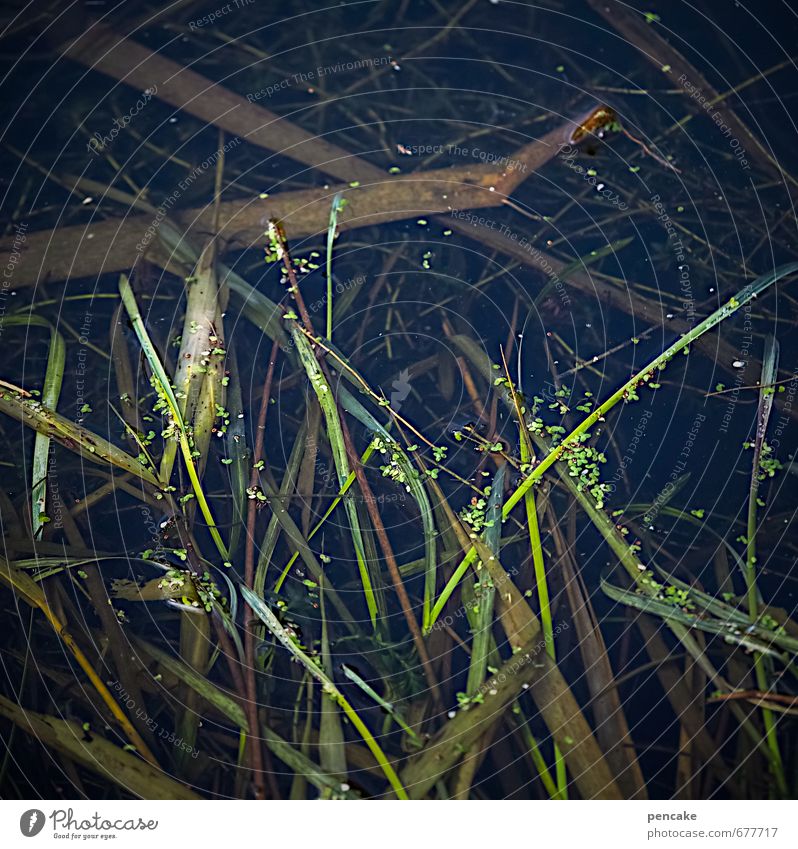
0;0;797;805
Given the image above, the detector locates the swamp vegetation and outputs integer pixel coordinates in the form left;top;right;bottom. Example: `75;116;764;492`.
0;0;797;800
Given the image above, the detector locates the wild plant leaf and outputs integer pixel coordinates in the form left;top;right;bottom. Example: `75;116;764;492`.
337;385;437;630
400;635;622;800
260;418;312;594
326;192;346;339
118;274;228;563
253;473;355;625
319;582;347;785
158;220;288;349
288;322;382;626
240;585;408;799
160;239;226;484
0;315;67;538
743;333;787;791
0;389;160;486
340;664;421;746
599;568;790;661
14;555;102;581
648;569;798;656
222;348;249;559
465;463;504;696
0;695;196;800
111;575;201;604
433;262;798;622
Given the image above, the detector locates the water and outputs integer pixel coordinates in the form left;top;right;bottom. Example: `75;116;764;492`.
0;0;797;802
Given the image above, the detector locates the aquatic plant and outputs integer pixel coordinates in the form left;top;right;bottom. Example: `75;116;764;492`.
1;0;797;805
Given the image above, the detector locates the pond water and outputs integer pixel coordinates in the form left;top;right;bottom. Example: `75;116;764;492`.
0;0;796;803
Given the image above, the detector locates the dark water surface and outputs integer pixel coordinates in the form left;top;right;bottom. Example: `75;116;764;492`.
0;0;797;802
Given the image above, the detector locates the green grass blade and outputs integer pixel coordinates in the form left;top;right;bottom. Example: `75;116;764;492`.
744;333;786;794
134;635;358;799
340;664;421;745
2;315;67;537
253;475;356;626
465;463;504;696
511;383;566;798
273;430;375;594
326;192;346;340
600;571;786;659
337;385;437;629
288;321;381;626
431;262;798;624
319;581;347;787
515;713;559;798
32;324;65;538
0;389;160;486
118;274;229;563
241;586;409;799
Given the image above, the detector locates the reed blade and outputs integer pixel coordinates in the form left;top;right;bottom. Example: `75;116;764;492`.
288;321;383;627
118;274;229;563
318;582;348;789
465;463;504;696
744;333;786;794
241;585;409;799
2;316;67;539
326;192;347;340
337;385;438;630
